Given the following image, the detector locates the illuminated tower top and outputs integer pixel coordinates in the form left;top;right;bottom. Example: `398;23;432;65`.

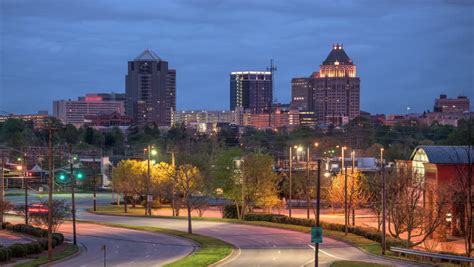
319;43;357;78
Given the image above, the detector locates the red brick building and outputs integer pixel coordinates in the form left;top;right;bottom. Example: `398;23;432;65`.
401;146;474;237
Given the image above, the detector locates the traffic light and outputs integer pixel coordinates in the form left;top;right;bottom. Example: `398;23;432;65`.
58;173;66;181
76;172;84;179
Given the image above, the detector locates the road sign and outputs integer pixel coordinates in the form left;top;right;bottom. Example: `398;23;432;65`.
147;195;153;202
311;226;323;244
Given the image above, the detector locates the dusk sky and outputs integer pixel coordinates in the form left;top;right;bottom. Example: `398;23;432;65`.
1;0;473;115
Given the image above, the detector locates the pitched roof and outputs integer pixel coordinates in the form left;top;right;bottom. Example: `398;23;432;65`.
411;145;474;164
322;44;353;65
135;49;161;61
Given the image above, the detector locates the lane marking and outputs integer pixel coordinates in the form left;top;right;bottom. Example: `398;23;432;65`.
303;244;346;266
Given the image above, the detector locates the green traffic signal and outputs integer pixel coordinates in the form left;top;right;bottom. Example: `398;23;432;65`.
76;172;84;179
59;174;66;181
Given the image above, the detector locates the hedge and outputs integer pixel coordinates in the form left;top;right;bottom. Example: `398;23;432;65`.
243;213;407;248
0;223;66;262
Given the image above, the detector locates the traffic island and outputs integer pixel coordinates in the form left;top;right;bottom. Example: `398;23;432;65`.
79;221;233;267
0;222;79;266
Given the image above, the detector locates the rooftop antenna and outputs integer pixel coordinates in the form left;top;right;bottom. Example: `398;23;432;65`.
266;59;277;127
267;59;277;105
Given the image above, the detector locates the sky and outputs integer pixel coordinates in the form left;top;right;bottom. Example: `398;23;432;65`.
0;0;473;115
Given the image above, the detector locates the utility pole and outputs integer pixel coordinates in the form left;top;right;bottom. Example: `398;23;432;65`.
47;126;56;262
93;154;97;212
344;165;348;236
146;145;151;216
289;147;292;218
314;159;322;267
0;151;4;224
381;161;387;255
170;151;176;216
306;147;310;219
351;150;355;226
69;144;77;245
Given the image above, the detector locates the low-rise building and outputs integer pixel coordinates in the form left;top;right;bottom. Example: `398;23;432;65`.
434;94;470;113
53;93;125;127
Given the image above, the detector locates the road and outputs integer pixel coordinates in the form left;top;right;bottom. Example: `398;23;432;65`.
77;210;420;267
7;191;421;266
6;216;195;267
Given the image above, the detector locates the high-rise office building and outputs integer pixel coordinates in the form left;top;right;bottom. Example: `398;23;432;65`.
230;71;272;114
125;49;176;126
53;94;125;126
291;44;360;124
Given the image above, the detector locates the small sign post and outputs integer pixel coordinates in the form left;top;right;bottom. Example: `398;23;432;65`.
311;226;323;244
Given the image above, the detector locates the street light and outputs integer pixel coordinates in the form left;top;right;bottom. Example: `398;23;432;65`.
68;146;77;245
341;146;347;172
289;145;303;218
380;148;384;165
145;145;157;216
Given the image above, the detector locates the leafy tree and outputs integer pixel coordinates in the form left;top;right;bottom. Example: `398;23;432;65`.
174;164;203;234
243;153;280;213
209;148;244;218
104;126;125;154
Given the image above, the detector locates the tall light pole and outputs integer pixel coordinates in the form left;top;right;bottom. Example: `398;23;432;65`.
145;145;157;216
69;145;77;245
92;154;97;212
341;146;347;172
289;146;293;218
0;150;4;224
381;155;387;255
344;164;348;236
306;146;310;219
46;125;57;262
380;148;384;165
351;150;355;226
306;142;319;219
314;159;322;267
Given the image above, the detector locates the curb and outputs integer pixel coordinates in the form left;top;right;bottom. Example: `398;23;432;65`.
37;243;82;267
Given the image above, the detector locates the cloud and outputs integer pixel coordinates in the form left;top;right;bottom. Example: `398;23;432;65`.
0;0;472;114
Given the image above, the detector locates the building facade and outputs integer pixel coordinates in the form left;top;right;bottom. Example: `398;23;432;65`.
291;44;360;125
53;94;125;126
230;71;272;114
173;110;234;126
125;50;176;127
434;94;470;113
242;108;300;130
400;146;474;238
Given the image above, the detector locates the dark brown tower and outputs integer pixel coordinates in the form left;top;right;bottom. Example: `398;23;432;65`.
125;50;176;126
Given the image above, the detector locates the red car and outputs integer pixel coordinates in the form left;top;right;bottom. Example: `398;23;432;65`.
28;203;48;214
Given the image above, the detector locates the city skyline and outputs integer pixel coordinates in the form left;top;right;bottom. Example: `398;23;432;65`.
1;0;473;115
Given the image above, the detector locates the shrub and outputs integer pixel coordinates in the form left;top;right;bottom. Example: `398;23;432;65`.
223;205;239;219
243;213;407;247
0;247;11;262
25;242;42;254
8;244;27;258
52;233;64;245
38;239;48;250
1;222;11;229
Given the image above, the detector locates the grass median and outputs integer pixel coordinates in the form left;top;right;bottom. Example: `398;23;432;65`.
14;243;79;267
89;205;416;263
79;221;233;267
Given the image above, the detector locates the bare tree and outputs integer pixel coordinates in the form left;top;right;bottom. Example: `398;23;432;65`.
387;168;448;247
448;145;473;257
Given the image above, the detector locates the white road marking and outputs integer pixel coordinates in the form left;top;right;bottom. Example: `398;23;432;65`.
303;245;346;266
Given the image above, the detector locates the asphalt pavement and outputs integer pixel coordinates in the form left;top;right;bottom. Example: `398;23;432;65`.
6;191;423;266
